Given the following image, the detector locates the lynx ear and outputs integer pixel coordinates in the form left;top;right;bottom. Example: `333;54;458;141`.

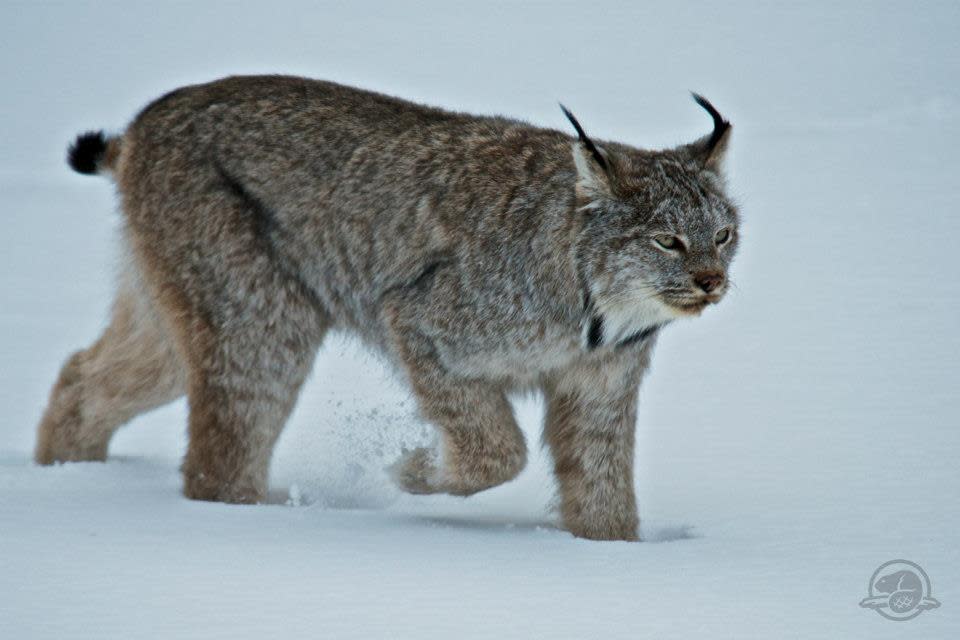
689;93;731;172
560;104;614;199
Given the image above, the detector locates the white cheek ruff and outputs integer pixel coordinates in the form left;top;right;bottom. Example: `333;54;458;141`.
583;288;680;349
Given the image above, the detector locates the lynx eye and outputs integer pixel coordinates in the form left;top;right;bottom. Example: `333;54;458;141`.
715;227;732;246
653;234;684;251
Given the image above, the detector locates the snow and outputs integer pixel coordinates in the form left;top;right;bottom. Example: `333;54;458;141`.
2;2;959;638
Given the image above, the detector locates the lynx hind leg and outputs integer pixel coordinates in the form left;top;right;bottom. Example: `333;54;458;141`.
384;301;527;496
34;278;185;465
122;175;332;505
177;318;324;504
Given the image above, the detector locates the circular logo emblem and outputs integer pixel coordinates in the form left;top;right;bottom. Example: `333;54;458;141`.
859;560;941;621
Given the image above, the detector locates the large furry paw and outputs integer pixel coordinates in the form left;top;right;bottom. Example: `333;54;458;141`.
181;468;265;504
34;438;108;465
388;447;444;494
566;521;640;542
34;355;111;465
563;510;640;541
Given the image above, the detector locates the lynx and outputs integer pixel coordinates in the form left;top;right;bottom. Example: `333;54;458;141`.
35;75;738;541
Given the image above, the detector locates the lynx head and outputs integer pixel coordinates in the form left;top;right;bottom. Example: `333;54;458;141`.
562;95;739;347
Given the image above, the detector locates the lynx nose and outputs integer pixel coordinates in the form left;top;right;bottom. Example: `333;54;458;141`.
692;271;724;294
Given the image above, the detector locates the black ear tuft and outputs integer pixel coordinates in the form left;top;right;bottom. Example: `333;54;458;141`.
690;93;730;155
559;103;608;172
67;130;107;175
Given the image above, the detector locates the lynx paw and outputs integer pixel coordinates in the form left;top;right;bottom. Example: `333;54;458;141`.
181;468;265;504
34;410;110;465
566;519;640;542
34;438;108;465
388;447;444;494
563;507;640;541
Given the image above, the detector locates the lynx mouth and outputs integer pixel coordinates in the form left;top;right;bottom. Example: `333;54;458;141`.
662;295;720;315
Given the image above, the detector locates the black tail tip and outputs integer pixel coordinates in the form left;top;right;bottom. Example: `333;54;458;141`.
67;131;107;174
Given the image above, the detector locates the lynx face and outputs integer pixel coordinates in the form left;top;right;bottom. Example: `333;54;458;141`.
565;101;738;346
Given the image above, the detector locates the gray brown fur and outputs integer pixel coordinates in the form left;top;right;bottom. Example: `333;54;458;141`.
35;75;739;540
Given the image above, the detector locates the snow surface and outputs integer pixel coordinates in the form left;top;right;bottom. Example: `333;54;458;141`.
2;2;959;638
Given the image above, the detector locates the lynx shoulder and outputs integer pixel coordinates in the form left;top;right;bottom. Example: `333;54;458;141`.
35;75;738;541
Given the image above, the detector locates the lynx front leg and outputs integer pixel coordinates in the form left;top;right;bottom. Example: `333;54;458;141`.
390;376;527;496
543;342;655;540
385;310;526;496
